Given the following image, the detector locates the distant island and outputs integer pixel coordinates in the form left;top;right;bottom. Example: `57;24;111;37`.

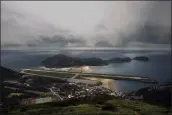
133;56;149;61
41;54;149;68
1;66;170;115
42;54;108;68
107;57;131;63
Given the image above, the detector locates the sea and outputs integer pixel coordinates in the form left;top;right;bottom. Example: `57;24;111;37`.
1;49;171;93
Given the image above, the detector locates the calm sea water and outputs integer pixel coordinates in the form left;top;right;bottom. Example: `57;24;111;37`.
1;49;171;92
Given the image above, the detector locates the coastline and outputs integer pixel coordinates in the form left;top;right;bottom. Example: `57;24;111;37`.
86;77;116;91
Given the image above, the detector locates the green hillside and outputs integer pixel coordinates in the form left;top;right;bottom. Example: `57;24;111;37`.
5;98;169;115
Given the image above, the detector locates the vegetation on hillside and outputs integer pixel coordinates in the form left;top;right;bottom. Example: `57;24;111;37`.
4;98;169;115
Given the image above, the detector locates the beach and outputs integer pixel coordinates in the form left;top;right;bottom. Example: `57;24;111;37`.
86;77;116;91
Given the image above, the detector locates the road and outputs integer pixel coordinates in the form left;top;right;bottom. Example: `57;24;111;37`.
49;87;63;100
72;74;79;79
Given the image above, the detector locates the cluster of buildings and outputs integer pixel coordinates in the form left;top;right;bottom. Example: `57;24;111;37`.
48;82;113;101
17;81;115;105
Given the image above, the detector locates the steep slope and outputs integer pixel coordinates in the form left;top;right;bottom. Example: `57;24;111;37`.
0;66;22;81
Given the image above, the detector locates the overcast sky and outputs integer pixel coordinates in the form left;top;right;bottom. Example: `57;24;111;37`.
1;1;171;49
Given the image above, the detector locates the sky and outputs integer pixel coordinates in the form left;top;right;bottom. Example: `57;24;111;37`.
1;1;171;49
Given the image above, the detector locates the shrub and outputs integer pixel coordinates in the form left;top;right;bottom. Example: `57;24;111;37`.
97;101;104;105
101;103;117;111
20;107;27;112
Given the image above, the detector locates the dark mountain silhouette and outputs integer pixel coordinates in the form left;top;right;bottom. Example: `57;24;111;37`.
0;66;22;81
42;54;150;68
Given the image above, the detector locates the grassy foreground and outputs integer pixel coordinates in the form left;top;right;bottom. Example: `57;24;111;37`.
5;99;169;115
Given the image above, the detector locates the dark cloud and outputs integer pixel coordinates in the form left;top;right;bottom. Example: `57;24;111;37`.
1;1;171;49
123;23;171;45
26;35;86;47
95;24;108;32
94;40;114;47
143;1;171;26
1;43;22;48
1;3;71;47
26;43;38;47
96;1;171;47
128;2;171;45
